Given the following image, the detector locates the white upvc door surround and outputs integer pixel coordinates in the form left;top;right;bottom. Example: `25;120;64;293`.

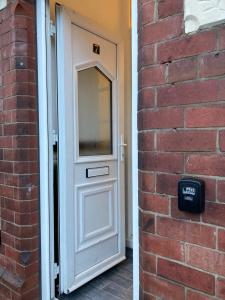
36;0;139;299
131;0;139;299
36;0;51;299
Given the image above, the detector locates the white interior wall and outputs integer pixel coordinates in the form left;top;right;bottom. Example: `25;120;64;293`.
50;0;133;247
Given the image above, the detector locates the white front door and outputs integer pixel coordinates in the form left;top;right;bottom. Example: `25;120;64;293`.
56;6;125;294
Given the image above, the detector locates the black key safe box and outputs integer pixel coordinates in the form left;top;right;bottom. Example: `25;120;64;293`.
178;178;205;214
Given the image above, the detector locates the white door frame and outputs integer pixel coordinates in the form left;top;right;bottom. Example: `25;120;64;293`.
131;1;139;299
36;1;51;299
36;0;138;299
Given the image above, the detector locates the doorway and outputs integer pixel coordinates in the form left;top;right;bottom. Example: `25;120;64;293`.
48;1;133;299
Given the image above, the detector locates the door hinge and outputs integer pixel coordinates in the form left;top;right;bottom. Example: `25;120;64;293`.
52;130;58;146
50;21;56;37
54;263;59;279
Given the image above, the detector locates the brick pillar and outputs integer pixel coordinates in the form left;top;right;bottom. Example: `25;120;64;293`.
138;1;225;299
0;1;39;299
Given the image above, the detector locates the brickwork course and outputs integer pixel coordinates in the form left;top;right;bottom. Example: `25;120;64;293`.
138;0;225;299
0;0;39;299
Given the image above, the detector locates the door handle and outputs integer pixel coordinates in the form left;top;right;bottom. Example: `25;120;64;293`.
120;135;127;161
120;143;127;147
120;135;127;147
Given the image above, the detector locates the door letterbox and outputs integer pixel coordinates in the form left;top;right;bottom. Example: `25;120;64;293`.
178;178;205;213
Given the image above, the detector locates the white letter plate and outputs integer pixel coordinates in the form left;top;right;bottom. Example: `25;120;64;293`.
86;166;109;178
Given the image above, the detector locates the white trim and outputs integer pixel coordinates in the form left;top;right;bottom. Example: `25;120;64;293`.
47;11;57;300
36;1;51;300
131;0;139;299
55;6;73;292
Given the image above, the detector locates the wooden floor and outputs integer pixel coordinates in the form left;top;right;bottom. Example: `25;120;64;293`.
59;251;133;300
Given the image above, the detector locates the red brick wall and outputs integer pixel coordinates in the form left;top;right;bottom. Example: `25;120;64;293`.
138;1;225;299
0;1;39;299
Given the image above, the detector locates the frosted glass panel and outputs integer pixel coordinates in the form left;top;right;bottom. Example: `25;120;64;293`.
78;67;112;156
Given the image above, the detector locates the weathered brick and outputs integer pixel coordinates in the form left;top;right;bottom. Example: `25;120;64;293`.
142;1;154;25
12;136;38;149
158;31;217;63
157;216;216;248
138;132;154;151
4;96;36;110
12;0;35;18
13;186;38;201
219;130;225;152
157;130;216;152
217;180;225;202
4;123;37;136
139;171;155;193
141;250;156;274
4;148;37;161
138;107;183;130
141;232;185;261
142;293;156;300
15;211;38;226
156;173;180;196
200;177;216;202
140;192;169;215
158;80;221;107
139;65;165;88
12;82;36;97
168;57;197;83
202;202;225;227
158;0;183;18
0;161;13;173
218;229;225;252
142;272;185;300
0;136;13;148
141;45;155;67
142;15;182;45
158;258;215;294
218;27;225;50
139;151;184;173
0;283;11;299
138;88;155;110
187;290;215;300
216;278;225;300
187;245;225;277
186;106;225;128
21;287;39;300
216;78;225;99
1;208;15;223
11;28;35;44
186;155;225;177
200;51;225;77
140;212;155;233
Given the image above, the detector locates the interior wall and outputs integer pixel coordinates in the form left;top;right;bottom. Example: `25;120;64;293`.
50;0;133;246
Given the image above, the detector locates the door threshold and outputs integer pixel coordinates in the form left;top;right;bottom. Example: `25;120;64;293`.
58;251;133;300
